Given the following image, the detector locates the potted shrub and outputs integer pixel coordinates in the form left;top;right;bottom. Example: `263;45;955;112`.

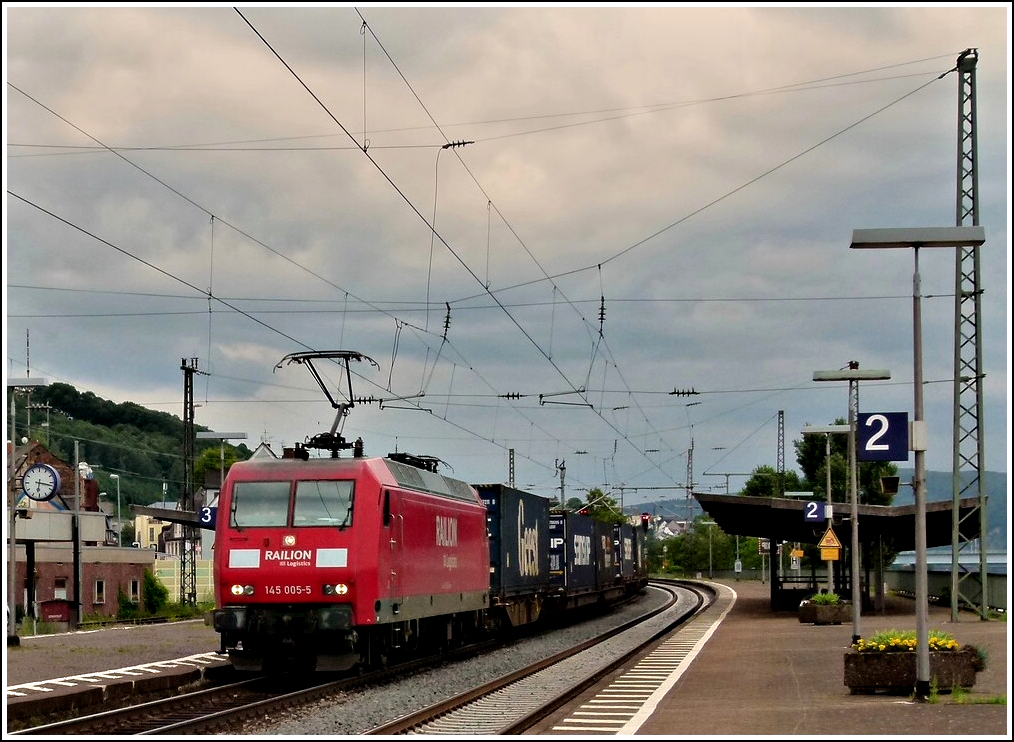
844;628;986;694
798;591;850;625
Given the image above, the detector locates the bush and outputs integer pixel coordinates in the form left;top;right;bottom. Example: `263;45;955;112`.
142;568;169;613
117;587;140;620
964;643;988;671
809;591;841;605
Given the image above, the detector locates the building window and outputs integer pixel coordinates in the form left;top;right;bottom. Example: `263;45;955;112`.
94;579;105;604
54;577;68;600
130;579;140;603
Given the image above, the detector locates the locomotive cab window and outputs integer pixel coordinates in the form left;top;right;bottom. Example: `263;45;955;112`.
294;479;354;527
231;481;291;527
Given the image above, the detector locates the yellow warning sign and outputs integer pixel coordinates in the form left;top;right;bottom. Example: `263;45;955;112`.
820;547;840;561
818;526;842;549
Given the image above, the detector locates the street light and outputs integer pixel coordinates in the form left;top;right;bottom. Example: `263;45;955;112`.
75;454;94;627
850;224;985;701
195;432;248;495
7;376;47;646
109;474;121;546
802;424;850;594
813;365;890;646
699;519;717;579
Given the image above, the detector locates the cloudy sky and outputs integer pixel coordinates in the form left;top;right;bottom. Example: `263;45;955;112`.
4;4;1010;509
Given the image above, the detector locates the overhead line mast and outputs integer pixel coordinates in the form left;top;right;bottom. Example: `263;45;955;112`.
950;48;988;621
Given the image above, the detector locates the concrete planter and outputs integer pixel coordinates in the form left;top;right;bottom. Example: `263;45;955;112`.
798;601;851;625
843;649;980;694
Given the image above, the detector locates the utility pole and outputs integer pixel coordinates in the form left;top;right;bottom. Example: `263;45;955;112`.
684;442;694;528
555;459;566;508
950;48;988;620
179;358;204;607
777;410;785;497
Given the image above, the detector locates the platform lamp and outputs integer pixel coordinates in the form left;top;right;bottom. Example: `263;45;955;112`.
109;474;122;546
813;365;890;646
7;376;48;646
195;431;248;495
801;424;850;594
850;224;985;702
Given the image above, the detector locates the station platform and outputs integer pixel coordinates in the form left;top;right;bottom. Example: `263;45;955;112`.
4;580;1010;737
633;578;1009;737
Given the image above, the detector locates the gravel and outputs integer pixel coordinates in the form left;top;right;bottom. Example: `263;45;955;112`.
240;588;668;735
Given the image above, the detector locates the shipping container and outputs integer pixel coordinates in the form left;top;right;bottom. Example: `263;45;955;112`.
476;483;551;627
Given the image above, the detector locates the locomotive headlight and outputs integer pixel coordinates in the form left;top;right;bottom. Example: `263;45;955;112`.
230;584;255;596
283;534;296;546
323;583;349;596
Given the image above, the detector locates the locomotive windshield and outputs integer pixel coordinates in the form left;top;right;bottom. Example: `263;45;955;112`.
230;479;355;528
294;479;354;528
230;481;290;527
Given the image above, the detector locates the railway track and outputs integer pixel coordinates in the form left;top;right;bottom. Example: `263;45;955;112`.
8;637;502;736
10;581;706;736
367;580;712;735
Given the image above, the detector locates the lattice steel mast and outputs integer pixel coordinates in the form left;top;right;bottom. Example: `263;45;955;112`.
950;48;988;620
180;358;202;606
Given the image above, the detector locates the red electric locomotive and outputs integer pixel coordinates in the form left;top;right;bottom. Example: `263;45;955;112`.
212;449;490;671
212;351;490;671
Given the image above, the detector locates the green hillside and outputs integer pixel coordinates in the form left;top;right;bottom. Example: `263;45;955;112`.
10;382;253;509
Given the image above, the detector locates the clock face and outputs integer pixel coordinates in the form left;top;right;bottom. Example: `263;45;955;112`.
22;464;61;502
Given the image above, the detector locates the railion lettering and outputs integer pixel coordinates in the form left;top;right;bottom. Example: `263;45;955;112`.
436;515;458;547
265;549;312;561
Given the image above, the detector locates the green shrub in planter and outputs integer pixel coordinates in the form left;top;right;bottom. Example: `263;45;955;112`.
809;591;841;605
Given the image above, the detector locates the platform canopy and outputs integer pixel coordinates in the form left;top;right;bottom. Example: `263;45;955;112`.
693;492;982;552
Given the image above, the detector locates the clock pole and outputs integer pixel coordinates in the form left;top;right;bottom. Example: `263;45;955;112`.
7;390;16;646
7;377;47;646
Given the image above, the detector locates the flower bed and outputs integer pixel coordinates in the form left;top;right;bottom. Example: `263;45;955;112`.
843;629;984;695
798;601;851;625
798;593;850;625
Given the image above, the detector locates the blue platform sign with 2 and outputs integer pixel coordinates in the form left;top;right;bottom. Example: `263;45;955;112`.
803;501;826;522
857;412;909;462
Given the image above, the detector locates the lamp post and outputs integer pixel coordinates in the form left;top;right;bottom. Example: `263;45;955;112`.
850;224;985;701
813;366;890;645
195;432;248;495
7;376;47;646
700;519;717;579
109;474;121;546
802;424;850;594
75;454;95;627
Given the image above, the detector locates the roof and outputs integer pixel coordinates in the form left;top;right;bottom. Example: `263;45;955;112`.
693;492;982;552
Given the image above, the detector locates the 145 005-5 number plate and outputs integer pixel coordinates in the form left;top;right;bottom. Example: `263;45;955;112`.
265;584;313;596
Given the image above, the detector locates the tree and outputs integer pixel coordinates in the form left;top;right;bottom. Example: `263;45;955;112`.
740;466;803;498
793;418;899;506
194;446;243;488
579;487;626;524
565;496;586;511
645;533;667;574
